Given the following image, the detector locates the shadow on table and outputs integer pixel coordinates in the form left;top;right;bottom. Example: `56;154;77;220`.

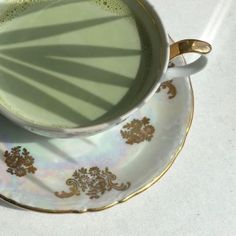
0;199;24;210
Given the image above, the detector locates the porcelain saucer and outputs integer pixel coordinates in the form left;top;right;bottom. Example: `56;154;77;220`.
0;54;193;213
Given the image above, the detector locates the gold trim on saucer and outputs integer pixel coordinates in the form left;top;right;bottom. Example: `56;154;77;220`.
0;0;194;213
0;74;194;214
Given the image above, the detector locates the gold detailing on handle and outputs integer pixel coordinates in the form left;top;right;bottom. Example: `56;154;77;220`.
170;39;212;60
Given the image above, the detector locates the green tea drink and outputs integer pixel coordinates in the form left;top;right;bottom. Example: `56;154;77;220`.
0;0;152;128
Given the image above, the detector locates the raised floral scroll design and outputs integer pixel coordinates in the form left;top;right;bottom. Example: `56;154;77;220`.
120;117;155;145
4;146;37;177
55;167;131;199
157;80;177;99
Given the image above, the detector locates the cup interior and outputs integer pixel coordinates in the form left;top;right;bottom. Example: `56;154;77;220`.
100;0;169;123
0;0;168;130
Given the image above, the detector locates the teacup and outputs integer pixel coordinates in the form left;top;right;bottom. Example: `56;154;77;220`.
0;0;211;138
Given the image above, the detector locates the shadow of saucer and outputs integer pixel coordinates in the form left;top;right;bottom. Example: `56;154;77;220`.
0;198;24;211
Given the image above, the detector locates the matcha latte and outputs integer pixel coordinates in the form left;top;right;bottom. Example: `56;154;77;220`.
0;0;156;128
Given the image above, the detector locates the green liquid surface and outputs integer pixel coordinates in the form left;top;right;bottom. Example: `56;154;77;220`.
0;0;155;128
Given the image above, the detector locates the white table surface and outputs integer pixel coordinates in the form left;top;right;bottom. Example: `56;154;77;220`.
0;0;235;235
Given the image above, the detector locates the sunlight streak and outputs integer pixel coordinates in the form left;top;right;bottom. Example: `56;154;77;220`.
201;0;233;43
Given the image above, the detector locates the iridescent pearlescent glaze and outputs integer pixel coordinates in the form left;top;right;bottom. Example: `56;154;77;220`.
0;54;194;213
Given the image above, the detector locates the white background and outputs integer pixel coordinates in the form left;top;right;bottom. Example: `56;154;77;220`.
0;0;236;235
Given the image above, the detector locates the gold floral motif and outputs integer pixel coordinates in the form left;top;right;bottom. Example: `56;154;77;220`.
121;117;155;145
4;146;37;177
55;167;130;199
157;80;177;99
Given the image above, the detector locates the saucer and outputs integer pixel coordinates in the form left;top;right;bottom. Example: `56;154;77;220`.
0;52;193;213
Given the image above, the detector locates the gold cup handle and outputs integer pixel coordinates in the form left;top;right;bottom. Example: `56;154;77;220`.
170;39;212;60
165;39;212;80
